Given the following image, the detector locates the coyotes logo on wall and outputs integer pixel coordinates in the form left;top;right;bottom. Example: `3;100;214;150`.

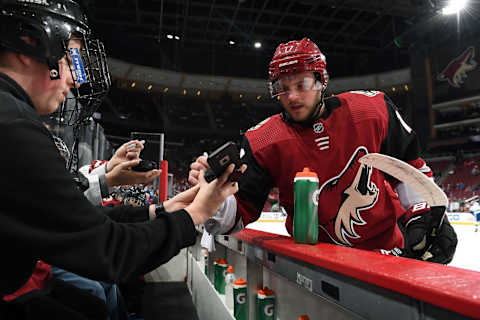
437;46;477;88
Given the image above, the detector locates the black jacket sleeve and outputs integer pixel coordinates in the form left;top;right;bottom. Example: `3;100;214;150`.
0;119;196;289
102;205;150;223
237;135;274;213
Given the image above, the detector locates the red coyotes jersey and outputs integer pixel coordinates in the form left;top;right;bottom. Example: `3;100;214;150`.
235;91;426;250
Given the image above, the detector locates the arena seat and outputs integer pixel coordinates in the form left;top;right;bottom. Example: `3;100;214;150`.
427;159;452;177
442;157;480;201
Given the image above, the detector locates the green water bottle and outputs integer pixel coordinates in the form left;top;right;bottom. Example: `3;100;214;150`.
214;258;228;294
256;287;275;320
293;167;319;244
233;277;247;320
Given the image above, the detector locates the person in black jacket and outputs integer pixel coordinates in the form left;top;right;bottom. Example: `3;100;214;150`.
0;1;242;318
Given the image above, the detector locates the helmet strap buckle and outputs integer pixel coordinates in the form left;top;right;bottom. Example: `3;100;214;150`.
48;60;60;80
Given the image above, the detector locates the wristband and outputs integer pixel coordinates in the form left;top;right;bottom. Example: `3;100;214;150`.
154;202;166;219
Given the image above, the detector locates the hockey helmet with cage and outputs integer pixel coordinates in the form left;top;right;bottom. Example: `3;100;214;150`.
268;38;328;98
0;0;111;125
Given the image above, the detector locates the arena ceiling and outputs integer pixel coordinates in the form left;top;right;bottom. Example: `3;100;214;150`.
82;0;480;142
85;0;434;79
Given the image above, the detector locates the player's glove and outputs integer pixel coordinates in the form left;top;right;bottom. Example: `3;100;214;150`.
424;217;457;264
400;202;457;264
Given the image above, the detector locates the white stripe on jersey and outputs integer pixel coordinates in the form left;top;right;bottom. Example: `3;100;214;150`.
395;110;412;134
315;136;330;150
315;136;329;142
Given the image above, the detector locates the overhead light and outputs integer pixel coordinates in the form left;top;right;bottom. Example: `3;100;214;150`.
229;40;235;45
147;84;152;90
254;41;262;48
130;82;136;88
166;34;174;39
174;35;180;40
442;0;468;15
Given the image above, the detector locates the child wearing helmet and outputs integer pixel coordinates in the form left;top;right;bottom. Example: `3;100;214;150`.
0;1;241;318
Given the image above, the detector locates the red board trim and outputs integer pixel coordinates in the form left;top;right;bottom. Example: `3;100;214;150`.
234;229;480;319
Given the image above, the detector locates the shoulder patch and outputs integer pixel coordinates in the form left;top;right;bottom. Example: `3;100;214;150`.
245;114;291;154
338;90;388;129
247;117;271;132
349;90;381;97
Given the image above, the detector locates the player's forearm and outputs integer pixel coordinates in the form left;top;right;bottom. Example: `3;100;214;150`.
395;182;426;210
395;158;433;210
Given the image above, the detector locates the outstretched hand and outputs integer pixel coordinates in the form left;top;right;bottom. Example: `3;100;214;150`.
188;155;209;186
184;163;247;225
107;140;144;172
105;159;160;187
163;185;200;213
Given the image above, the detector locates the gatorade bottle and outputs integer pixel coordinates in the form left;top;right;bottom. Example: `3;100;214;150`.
293;167;319;244
298;315;310;320
225;266;236;309
233;278;247;320
256;287;275;320
213;258;219;283
214;258;228;294
200;247;209;276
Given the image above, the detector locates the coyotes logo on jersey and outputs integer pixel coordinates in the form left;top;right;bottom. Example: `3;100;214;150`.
317;146;379;246
437;46;477;88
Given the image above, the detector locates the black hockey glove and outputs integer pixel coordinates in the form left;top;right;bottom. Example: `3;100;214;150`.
424;218;457;264
400;202;457;264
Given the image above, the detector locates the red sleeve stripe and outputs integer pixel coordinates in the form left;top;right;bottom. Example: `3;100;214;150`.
407;158;433;178
89;160;108;173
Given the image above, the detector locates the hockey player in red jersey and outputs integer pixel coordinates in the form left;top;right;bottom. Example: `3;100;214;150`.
189;38;457;264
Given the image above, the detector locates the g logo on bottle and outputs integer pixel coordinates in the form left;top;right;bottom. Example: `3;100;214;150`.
236;293;246;304
312;189;320;206
264;304;274;316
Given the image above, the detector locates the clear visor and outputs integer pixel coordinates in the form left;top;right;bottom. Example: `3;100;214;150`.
269;77;320;98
